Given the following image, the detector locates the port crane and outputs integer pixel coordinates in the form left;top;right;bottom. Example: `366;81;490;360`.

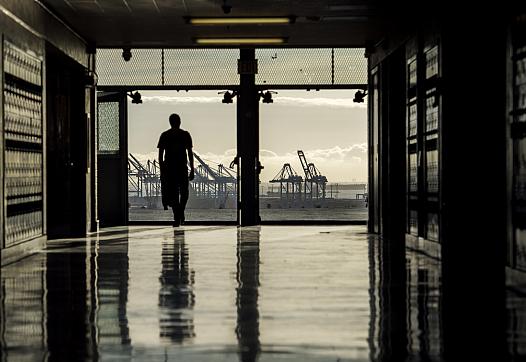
297;150;328;202
128;152;237;209
269;163;303;206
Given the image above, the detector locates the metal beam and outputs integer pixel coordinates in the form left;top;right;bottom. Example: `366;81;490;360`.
98;84;367;92
237;48;260;226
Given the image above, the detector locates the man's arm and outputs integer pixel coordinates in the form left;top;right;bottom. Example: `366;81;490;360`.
188;147;195;180
158;148;164;166
157;133;164;166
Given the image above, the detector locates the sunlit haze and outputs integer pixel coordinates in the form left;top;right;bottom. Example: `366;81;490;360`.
128;90;367;183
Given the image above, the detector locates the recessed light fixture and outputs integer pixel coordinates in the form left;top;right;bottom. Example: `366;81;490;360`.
195;38;286;45
188;17;294;25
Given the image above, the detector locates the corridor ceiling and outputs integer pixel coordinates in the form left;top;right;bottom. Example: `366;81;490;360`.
39;0;385;47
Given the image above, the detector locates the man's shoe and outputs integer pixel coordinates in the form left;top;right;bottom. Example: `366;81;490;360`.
173;219;180;227
179;212;185;225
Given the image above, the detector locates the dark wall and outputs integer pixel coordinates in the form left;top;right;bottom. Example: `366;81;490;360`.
439;13;508;359
46;44;88;238
0;0;90;257
368;6;511;360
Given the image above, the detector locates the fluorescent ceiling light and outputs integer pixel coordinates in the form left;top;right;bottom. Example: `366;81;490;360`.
189;17;293;25
195;38;286;45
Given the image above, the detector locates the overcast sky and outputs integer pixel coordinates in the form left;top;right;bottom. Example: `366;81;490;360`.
128;89;367;183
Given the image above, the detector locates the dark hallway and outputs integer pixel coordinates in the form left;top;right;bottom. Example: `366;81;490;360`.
0;1;525;361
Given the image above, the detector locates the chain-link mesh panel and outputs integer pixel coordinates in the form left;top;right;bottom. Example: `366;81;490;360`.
333;48;367;85
164;49;239;85
256;48;332;85
97;49;162;86
98;101;120;153
97;48;366;87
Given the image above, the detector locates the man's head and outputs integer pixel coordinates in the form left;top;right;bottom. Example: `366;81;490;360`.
169;113;181;128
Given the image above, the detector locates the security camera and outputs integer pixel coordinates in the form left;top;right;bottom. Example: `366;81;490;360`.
353;89;367;103
122;47;132;62
128;91;142;104
221;3;232;14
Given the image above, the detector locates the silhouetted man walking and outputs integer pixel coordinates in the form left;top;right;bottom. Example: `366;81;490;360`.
158;113;195;226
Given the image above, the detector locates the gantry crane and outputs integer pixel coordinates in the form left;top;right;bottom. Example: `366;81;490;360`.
128;154;162;208
192;152;237;208
297;150;328;202
128;152;237;209
269;163;303;206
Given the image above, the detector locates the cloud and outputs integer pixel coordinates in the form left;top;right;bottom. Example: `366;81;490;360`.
297;144;367;161
131;151;158;163
141;95;366;109
274;97;366;109
141;96;223;105
259;149;279;158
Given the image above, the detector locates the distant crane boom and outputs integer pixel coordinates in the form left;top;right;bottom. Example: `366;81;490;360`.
297;150;313;180
297;150;328;202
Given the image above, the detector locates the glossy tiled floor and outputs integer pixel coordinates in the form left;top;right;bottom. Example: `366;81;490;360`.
0;226;524;361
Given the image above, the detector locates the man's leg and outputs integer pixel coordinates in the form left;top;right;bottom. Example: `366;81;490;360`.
179;178;189;224
171;183;181;226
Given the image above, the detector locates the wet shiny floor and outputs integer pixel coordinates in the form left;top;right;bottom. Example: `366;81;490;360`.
0;226;524;361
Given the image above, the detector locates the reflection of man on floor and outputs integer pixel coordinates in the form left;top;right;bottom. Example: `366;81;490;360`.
158;113;195;226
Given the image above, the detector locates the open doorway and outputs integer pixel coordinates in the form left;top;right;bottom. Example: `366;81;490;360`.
127;90;237;223
259;89;368;222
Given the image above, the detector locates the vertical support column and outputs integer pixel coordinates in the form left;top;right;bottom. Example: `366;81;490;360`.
440;13;507;360
377;49;408;360
382;48;407;239
368;66;381;233
88;48;98;232
237;48;260;226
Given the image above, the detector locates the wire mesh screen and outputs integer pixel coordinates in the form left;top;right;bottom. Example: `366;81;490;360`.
97;49;162;86
164;49;239;85
98;101;120;153
256;48;332;85
97;48;366;87
333;48;367;85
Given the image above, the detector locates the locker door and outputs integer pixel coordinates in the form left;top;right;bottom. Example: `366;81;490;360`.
511;28;526;270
